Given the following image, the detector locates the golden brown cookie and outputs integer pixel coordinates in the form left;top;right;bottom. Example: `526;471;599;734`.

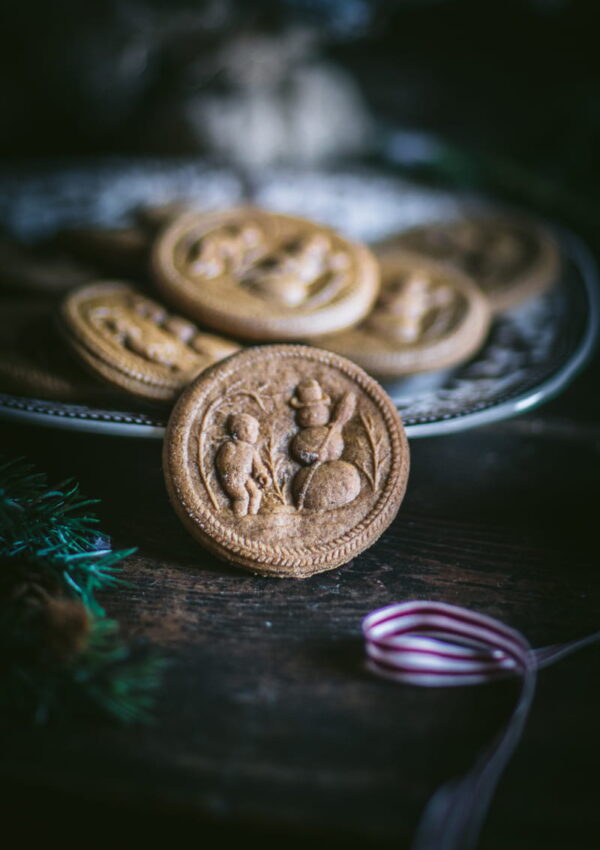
151;207;380;341
384;215;560;312
163;344;409;578
311;251;491;377
60;282;241;401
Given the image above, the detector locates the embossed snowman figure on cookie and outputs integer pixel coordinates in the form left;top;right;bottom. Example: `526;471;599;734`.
290;379;361;511
366;273;454;344
244;233;348;308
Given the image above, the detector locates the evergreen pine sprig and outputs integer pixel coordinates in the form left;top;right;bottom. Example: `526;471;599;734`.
0;456;135;612
0;456;165;725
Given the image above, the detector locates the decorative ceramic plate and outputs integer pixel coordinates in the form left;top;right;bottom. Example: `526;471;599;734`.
0;160;597;438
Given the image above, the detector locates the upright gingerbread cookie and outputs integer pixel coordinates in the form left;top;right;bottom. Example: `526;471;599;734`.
152;207;380;340
163;345;409;577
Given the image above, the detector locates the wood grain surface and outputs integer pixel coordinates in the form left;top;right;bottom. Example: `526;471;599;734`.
1;356;599;849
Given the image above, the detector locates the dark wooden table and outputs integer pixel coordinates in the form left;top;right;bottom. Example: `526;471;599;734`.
1;352;599;849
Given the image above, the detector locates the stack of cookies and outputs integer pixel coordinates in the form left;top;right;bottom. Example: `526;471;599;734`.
0;204;560;577
0;204;560;403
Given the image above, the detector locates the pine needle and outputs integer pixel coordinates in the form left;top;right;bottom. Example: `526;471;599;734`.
0;456;165;725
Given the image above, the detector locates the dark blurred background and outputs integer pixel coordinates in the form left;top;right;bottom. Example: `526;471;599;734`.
1;5;599;847
0;0;598;212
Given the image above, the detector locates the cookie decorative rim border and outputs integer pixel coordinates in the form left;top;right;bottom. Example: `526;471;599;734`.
162;344;410;576
151;206;380;341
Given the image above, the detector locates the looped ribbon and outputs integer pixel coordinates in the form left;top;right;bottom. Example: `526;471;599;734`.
362;601;600;850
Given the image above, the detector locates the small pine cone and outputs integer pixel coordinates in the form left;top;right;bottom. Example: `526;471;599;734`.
44;597;91;662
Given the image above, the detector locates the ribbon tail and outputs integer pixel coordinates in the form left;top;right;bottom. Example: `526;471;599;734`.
412;667;536;850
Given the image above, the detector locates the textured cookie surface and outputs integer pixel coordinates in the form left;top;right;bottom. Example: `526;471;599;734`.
312;251;491;377
60;282;240;401
163;344;409;577
152;207;380;340
384;215;560;312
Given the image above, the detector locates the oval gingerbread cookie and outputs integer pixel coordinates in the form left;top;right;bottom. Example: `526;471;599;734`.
163;345;409;577
152;207;380;341
60;282;240;401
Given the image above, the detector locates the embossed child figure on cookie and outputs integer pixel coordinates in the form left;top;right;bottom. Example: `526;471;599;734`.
290;379;361;511
216;413;271;516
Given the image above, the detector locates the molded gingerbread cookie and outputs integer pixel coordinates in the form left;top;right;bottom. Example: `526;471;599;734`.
151;207;380;341
382;215;560;312
312;251;491;377
60;282;240;401
163;344;409;577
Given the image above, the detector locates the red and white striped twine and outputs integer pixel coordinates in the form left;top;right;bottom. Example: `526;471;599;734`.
362;601;600;850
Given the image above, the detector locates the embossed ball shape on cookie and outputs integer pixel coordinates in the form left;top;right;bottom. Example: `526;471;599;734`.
152;207;380;341
385;215;560;312
312;251;491;377
60;282;240;401
163;345;410;577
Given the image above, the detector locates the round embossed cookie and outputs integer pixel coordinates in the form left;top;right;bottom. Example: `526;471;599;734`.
384;215;560;312
152;207;380;341
60;282;241;401
311;251;491;377
163;344;409;578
